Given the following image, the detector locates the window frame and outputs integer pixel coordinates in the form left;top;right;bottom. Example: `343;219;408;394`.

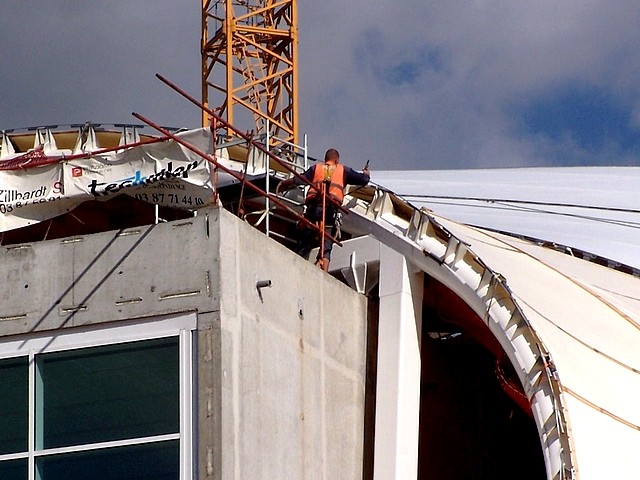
0;312;196;480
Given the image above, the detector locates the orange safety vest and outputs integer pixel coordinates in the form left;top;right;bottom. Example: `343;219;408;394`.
306;163;345;203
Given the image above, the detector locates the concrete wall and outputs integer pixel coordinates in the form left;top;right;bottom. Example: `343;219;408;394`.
0;206;367;480
0;215;220;333
215;207;367;480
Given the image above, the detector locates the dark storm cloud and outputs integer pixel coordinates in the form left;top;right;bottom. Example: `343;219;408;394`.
0;1;201;131
3;1;640;169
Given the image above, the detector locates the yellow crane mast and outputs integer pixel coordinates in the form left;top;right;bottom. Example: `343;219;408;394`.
201;0;299;147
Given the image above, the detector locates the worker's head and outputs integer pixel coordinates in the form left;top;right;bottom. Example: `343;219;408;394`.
324;148;340;164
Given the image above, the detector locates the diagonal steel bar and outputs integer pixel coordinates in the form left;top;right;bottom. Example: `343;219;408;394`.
131;111;342;248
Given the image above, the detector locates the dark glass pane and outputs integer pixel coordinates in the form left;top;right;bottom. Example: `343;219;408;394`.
39;337;179;449
0;357;28;454
0;458;27;480
37;440;178;480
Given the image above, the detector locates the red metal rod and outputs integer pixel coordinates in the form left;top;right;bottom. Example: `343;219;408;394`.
155;73;349;215
319;182;327;267
131;111;342;247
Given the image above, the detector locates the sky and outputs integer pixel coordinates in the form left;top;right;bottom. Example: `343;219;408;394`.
2;1;640;170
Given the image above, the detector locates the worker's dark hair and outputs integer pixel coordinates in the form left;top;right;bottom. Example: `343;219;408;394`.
324;148;340;162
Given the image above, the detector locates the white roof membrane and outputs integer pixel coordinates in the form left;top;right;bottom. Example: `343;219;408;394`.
374;167;640;270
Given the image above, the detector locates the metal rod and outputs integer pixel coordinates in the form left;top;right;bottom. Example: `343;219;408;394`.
319;182;327;268
265;121;270;237
303;133;308;171
131;111;342;248
237;163;248;217
212;118;219;205
154;73;348;214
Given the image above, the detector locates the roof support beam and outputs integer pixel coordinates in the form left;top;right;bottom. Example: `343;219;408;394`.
374;245;423;480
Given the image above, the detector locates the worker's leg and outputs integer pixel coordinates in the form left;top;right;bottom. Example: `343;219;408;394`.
315;222;335;271
294;225;315;259
318;257;330;272
295;202;322;259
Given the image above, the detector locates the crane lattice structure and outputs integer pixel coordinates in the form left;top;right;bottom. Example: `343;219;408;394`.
201;0;298;147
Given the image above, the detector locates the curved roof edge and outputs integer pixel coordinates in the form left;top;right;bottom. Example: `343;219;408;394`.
343;182;640;479
343;187;576;479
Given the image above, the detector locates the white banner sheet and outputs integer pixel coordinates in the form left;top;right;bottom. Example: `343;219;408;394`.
0;128;214;232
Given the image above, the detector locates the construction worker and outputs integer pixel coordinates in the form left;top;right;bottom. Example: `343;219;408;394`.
276;148;370;271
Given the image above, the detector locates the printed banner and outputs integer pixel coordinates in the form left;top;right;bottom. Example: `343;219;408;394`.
0;163;80;231
0;128;215;232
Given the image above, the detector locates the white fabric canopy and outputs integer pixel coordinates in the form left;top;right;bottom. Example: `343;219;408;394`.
0;128;215;232
374;167;640;270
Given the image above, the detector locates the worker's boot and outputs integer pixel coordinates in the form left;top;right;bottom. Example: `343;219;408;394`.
317;257;330;272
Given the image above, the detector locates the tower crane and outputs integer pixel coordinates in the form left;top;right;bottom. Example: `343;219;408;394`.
201;0;299;148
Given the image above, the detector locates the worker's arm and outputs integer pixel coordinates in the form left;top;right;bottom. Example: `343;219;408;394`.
362;160;370;177
276;166;314;195
275;177;296;195
344;165;370;186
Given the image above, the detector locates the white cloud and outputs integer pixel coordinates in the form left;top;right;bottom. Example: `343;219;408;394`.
0;1;201;131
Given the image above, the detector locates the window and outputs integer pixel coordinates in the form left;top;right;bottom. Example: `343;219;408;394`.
0;314;195;480
0;357;28;455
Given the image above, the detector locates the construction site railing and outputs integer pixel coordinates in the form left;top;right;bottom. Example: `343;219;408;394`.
133;111;343;254
144;74;348;261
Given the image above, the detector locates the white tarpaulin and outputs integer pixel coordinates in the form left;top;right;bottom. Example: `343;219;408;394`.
0;128;215;232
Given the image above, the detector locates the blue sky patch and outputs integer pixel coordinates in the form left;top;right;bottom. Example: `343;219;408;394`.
380;49;444;86
514;85;640;152
354;28;446;87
